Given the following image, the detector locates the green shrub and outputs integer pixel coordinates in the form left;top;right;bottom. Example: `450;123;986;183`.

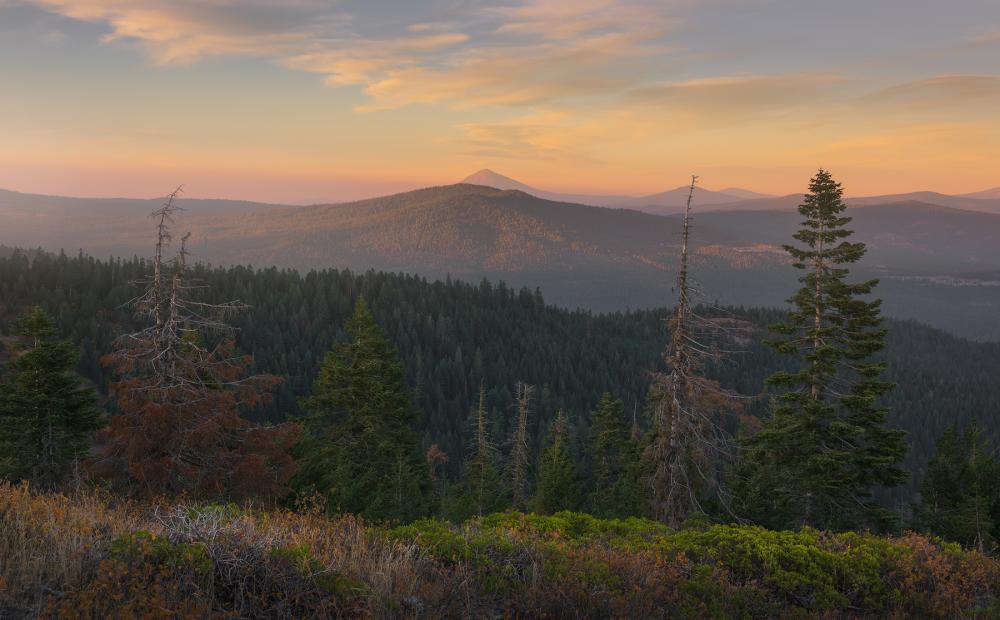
665;525;897;611
391;518;471;561
110;530;213;585
47;531;216;619
270;544;364;600
392;511;1000;618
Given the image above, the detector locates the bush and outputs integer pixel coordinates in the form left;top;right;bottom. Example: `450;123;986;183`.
392;511;1000;618
4;483;999;619
0;484;464;618
45;531;215;619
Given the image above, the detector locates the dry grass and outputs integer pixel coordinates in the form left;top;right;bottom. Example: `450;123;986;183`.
0;482;469;619
4;482;1000;619
0;482;148;617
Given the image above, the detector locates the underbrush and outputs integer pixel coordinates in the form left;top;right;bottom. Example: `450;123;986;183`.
391;512;1000;618
2;482;998;618
0;483;467;619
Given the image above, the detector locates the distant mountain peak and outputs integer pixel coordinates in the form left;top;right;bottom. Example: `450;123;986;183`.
961;187;1000;200
719;187;776;200
461;169;538;193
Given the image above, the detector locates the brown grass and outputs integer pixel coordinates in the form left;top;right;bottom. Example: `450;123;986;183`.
0;482;148;617
0;482;469;619
4;482;1000;619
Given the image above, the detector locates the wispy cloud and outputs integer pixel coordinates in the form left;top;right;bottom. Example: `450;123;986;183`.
27;0;680;109
872;75;1000;101
491;0;673;41
629;74;846;119
969;27;1000;46
10;0;1000;198
30;0;338;64
455;109;587;160
863;75;1000;122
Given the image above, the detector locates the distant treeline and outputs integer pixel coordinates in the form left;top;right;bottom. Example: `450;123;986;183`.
1;248;999;501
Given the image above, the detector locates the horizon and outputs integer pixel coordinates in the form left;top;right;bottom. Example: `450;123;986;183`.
2;1;999;203
1;167;997;205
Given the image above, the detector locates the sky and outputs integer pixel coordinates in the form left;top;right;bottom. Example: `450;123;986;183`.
1;0;999;203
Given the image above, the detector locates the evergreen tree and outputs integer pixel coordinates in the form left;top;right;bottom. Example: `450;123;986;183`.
294;297;430;522
4;248;1000;510
589;392;641;517
454;384;507;518
0;307;102;489
533;409;578;514
918;422;1000;551
735;169;907;531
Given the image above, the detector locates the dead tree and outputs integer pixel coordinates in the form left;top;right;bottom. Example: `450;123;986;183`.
510;382;534;510
115;187;252;400
94;188;297;499
645;175;745;526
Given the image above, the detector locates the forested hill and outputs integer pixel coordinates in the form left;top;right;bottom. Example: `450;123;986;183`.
4;184;1000;340
1;249;998;500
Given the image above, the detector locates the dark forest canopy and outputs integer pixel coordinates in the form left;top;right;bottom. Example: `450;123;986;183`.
1;248;999;503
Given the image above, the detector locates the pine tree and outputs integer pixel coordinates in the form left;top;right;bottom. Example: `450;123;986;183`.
533;409;578;514
735;169;907;531
589;392;635;517
918;422;1000;551
294;297;430;522
0;307;102;489
460;384;506;517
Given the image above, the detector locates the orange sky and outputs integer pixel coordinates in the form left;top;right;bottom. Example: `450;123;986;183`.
1;0;998;202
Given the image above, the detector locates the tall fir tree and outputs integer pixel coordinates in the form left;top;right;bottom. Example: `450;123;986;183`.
734;169;906;531
918;422;1000;551
589;392;643;518
533;409;578;514
0;307;103;489
294;297;430;522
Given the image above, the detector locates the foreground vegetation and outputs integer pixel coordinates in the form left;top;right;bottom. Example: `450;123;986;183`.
0;483;997;619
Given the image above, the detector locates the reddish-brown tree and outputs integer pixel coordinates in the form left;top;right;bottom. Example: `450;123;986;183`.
91;189;298;500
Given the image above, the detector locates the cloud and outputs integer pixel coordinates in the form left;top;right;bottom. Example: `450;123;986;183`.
820;122;998;172
26;0;680;109
864;76;1000;121
455;110;576;159
30;0;339;64
348;31;669;112
969;28;1000;46
872;75;1000;101
629;74;846;118
491;0;674;41
453;106;654;162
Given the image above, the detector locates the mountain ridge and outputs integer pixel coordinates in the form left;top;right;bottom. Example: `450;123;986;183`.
2;182;999;339
459;169;746;212
457;170;1000;215
960;187;1000;200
